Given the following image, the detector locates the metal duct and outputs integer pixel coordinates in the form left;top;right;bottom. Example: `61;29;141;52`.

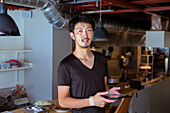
4;0;67;29
90;16;147;34
40;1;67;29
4;0;148;32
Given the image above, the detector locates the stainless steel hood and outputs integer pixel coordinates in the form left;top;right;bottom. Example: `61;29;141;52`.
146;31;170;47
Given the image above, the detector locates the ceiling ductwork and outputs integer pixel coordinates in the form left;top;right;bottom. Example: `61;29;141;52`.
4;0;149;33
4;0;67;29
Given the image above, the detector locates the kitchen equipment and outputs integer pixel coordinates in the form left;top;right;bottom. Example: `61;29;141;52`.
105;46;114;58
130;79;143;90
108;76;120;85
23;105;49;113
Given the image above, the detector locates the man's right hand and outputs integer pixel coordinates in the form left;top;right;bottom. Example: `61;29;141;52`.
93;91;119;107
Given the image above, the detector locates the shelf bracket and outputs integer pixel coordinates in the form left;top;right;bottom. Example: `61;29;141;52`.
15;70;19;82
15;51;18;59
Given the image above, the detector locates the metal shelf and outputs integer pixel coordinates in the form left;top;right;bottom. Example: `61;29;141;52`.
0;50;32;52
0;49;33;82
0;66;33;72
0;36;21;39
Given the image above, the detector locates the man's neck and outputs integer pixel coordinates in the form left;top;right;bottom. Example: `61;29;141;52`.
73;48;93;60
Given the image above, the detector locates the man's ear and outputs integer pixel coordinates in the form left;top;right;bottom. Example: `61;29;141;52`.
70;32;75;40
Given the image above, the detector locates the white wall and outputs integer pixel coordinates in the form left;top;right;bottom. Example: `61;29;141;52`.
0;10;25;89
24;9;72;102
24;10;53;102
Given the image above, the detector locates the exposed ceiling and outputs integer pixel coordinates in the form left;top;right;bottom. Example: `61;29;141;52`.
6;0;170;30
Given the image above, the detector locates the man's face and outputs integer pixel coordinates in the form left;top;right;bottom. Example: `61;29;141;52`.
70;22;94;49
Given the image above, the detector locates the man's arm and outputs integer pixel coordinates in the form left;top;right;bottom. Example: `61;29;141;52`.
58;86;117;108
104;76;110;91
58;86;90;108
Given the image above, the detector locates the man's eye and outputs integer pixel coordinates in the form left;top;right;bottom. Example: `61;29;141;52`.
87;29;92;32
78;30;83;33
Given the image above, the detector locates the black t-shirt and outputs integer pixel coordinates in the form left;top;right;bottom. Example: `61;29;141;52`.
57;51;109;113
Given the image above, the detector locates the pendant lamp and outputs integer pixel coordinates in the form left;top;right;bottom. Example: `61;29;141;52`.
0;0;20;36
93;0;109;41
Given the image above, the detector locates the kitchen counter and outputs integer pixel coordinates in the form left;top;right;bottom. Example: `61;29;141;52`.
9;99;127;113
10;107;71;113
10;100;71;113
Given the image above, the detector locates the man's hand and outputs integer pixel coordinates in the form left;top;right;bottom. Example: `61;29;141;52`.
93;89;120;108
108;87;120;94
108;87;121;98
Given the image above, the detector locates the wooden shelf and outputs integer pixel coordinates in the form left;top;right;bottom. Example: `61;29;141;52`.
0;66;33;72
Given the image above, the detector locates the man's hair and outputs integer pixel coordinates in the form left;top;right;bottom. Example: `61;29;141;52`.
68;15;95;33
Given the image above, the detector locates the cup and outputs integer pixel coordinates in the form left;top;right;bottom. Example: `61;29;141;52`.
0;63;11;69
5;63;11;69
0;63;5;69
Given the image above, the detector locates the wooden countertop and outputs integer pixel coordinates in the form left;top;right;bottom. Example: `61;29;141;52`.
10;98;131;113
10;107;71;113
10;100;71;113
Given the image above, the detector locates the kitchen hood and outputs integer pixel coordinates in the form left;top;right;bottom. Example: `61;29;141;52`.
146;31;170;47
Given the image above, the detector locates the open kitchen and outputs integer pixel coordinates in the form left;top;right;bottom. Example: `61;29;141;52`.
0;0;170;113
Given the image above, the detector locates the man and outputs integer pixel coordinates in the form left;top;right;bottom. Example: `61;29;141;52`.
57;15;120;113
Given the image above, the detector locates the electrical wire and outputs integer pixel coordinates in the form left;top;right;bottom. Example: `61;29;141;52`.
99;0;102;21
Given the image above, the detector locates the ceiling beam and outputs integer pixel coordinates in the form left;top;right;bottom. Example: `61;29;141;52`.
6;4;34;11
71;3;117;8
130;0;170;4
104;0;169;19
105;0;145;11
145;6;170;11
107;6;170;13
116;13;150;20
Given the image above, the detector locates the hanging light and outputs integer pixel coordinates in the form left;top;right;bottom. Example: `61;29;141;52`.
93;0;109;41
0;0;20;36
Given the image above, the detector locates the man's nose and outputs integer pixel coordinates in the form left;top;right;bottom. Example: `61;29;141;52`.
82;30;88;37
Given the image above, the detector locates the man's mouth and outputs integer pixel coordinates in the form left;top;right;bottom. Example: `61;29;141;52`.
82;38;90;42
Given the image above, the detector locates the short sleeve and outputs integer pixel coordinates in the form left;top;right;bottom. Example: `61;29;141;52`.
57;61;71;86
104;57;109;77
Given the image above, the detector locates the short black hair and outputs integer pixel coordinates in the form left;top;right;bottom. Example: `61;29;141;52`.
68;15;95;33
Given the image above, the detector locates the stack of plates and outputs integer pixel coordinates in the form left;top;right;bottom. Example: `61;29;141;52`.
7;59;20;68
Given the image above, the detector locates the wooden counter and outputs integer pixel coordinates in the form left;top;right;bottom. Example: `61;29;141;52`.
10;98;132;113
10;108;71;113
10;100;71;113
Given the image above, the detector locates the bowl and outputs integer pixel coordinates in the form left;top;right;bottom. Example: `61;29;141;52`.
34;100;55;108
52;106;71;112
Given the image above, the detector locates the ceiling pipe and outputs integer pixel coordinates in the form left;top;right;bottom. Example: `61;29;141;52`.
4;0;67;29
4;0;148;33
